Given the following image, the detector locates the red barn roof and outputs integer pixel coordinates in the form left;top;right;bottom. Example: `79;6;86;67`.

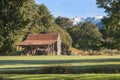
18;34;58;46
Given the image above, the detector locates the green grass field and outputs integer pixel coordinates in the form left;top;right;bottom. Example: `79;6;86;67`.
0;56;120;79
1;74;120;80
0;56;120;71
0;56;120;70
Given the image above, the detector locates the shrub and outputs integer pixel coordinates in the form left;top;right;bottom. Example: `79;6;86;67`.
78;66;120;73
0;65;120;74
0;76;3;80
40;65;76;74
0;65;76;74
0;70;37;74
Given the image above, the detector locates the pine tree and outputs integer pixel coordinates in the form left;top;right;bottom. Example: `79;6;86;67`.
96;0;120;49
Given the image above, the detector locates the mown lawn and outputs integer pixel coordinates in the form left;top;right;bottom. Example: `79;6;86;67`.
1;74;120;80
0;56;120;72
0;56;120;79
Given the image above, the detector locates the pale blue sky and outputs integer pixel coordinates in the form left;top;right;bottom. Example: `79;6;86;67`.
35;0;106;18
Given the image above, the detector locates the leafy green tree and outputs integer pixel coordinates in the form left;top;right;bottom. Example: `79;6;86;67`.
0;0;34;55
28;4;54;33
39;4;53;28
54;16;73;29
96;0;120;49
0;0;72;55
47;23;72;47
27;4;72;54
28;4;72;47
67;22;103;50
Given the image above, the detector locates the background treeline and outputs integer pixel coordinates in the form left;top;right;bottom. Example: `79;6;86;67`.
0;0;72;55
0;0;119;55
54;0;120;51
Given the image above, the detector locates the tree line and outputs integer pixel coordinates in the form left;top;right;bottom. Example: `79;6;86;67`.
54;0;120;51
0;0;119;55
0;0;72;55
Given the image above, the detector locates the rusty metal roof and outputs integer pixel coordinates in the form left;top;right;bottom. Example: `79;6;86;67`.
18;34;58;46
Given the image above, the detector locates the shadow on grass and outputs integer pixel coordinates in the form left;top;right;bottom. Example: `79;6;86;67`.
0;64;120;74
0;58;120;65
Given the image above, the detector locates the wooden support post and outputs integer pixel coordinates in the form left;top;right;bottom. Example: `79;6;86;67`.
48;45;52;55
53;43;55;54
47;45;49;54
51;44;53;54
31;46;37;55
52;44;55;54
50;45;51;54
50;44;52;54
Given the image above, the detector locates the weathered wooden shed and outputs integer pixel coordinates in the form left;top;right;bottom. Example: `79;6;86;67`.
17;34;61;55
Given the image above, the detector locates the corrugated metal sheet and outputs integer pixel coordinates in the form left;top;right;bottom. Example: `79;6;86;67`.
18;34;58;46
